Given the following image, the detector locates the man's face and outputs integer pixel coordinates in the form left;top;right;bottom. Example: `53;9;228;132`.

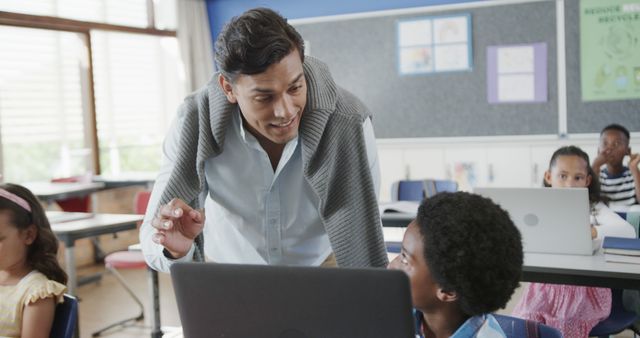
599;130;631;166
219;50;307;146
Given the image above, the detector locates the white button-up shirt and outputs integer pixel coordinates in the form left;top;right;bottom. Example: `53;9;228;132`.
141;109;380;272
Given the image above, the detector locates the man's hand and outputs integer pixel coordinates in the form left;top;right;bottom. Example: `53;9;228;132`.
151;198;204;259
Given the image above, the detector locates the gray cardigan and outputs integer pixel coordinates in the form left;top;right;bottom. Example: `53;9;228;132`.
158;56;388;268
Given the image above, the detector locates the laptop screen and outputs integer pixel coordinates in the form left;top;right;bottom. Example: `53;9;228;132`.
171;263;415;338
474;187;593;255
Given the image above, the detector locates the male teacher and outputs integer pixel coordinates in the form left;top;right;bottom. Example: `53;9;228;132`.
140;7;387;271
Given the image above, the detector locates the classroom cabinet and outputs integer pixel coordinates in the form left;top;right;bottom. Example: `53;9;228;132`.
376;135;639;202
485;146;532;188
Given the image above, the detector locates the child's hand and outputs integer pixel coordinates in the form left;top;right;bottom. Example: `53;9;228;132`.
591;225;597;239
592;149;610;170
630;152;640;172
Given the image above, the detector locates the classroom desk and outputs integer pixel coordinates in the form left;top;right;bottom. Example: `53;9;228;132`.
93;173;156;189
24;181;105;203
48;211;144;296
382;227;640;289
523;251;640;289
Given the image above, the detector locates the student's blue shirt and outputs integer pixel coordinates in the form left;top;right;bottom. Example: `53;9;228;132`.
450;314;506;338
415;312;507;338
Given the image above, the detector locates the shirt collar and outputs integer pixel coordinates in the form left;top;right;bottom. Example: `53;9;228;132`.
450;314;505;338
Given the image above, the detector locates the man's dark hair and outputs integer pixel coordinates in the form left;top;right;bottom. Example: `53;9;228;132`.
416;192;523;316
214;8;305;82
601;123;630;142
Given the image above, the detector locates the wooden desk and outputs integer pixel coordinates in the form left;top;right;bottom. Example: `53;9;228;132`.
25;181;105;203
48;211;143;295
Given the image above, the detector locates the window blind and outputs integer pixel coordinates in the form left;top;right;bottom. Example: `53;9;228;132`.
0;26;89;182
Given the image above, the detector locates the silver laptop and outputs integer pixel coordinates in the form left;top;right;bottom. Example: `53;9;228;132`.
171;263;415;338
474;187;596;255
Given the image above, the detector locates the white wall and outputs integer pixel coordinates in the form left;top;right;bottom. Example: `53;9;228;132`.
377;133;640;202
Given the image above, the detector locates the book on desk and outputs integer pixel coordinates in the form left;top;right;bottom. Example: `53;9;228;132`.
603;236;640;264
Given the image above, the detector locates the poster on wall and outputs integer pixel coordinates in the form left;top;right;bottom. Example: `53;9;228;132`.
486;43;548;103
451;162;476;192
580;0;640;101
397;14;472;75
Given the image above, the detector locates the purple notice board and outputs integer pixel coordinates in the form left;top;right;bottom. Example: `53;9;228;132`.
487;43;547;104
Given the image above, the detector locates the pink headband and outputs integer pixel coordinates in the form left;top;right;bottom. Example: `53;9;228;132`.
0;188;32;213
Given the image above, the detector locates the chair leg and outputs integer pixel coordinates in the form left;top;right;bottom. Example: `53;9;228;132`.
91;267;145;337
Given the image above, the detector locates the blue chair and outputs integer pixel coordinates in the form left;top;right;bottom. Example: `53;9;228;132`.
391;179;458;201
391;180;426;201
424;179;458;198
50;294;78;338
589;288;639;338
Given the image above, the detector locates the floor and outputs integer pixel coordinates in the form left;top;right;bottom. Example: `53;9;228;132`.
75;265;637;338
75;264;181;338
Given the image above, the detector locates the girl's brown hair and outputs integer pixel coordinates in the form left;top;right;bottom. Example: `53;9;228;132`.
0;183;67;284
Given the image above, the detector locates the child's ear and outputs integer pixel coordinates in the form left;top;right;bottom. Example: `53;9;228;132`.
436;288;458;303
543;170;552;186
21;224;38;245
586;174;592;187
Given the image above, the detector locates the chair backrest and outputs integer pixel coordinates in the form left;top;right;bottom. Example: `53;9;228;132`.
51;175;92;212
391;179;458;201
423;179;458;198
50;294;78;338
493;314;562;338
391;180;425;201
134;190;152;215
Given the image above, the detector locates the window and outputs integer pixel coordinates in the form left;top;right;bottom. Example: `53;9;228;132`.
92;31;184;175
0;26;90;182
1;0;148;28
0;0;182;182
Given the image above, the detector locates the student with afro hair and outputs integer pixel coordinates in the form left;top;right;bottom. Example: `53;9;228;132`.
389;192;523;338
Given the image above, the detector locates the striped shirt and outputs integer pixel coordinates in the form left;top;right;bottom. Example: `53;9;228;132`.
600;166;638;207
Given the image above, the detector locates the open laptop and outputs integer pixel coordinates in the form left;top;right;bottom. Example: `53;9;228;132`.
474;187;597;255
171;263;415;338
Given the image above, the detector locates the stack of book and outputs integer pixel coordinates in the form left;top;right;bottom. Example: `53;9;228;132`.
603;236;640;264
